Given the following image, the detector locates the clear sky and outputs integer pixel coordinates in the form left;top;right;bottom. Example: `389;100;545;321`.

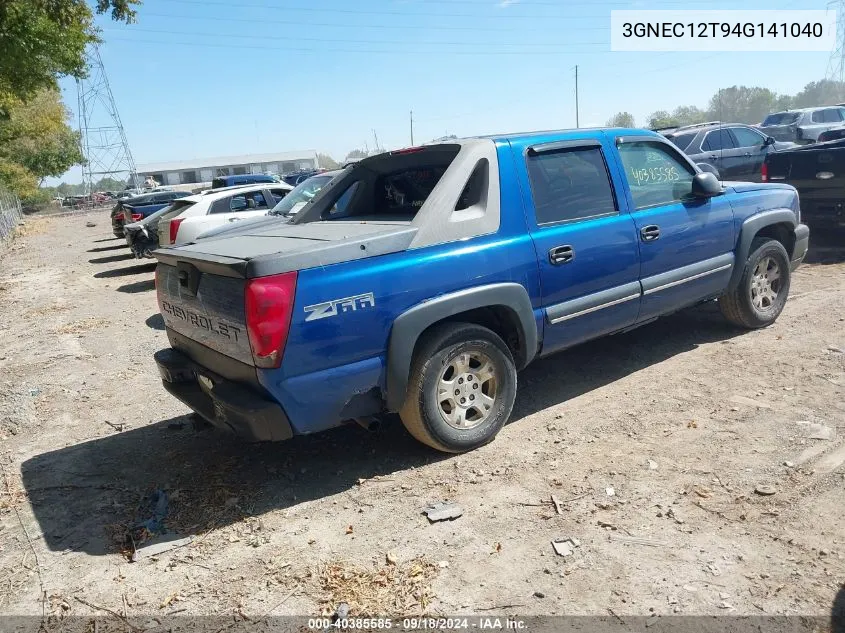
54;0;833;183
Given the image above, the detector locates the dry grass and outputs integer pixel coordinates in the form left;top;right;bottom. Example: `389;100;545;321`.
26;304;72;318
55;317;110;335
15;217;53;238
317;557;438;617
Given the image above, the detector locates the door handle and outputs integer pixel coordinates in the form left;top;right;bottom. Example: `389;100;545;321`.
228;217;241;222
549;245;574;265
708;155;720;160
640;225;660;242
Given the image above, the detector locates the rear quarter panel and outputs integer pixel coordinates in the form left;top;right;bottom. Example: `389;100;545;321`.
260;141;542;432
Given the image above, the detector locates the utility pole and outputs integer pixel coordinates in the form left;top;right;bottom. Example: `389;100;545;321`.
76;44;139;195
825;0;845;99
410;110;415;146
575;65;580;128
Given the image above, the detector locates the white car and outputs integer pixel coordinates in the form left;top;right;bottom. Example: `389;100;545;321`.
157;183;293;247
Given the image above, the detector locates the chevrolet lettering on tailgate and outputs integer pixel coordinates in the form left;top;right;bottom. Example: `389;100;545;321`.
161;300;243;342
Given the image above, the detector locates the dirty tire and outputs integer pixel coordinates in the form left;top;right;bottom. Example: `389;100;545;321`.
399;322;517;453
718;237;791;329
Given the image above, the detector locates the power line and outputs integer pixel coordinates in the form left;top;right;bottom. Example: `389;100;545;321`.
107;26;608;48
104;34;609;55
165;0;615;20
140;11;613;32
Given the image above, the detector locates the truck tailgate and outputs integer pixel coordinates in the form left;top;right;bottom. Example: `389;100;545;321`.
767;146;845;199
154;220;418;363
157;263;253;364
154;220;418;279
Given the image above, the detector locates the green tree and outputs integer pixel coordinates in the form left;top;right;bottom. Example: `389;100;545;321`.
0;90;83;200
646;110;673;129
705;86;781;125
605;112;636;127
0;0;139;106
671;105;709;126
317;153;339;169
792;80;845;108
345;149;368;161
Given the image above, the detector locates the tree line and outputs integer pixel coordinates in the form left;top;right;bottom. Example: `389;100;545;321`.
606;79;845;130
0;0;138;202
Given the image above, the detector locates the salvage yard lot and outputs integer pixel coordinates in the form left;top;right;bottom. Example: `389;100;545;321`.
1;212;843;620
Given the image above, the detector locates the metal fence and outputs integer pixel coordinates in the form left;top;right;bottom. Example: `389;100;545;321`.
0;188;22;245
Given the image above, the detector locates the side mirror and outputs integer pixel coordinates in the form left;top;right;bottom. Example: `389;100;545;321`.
691;172;723;198
764;136;776;146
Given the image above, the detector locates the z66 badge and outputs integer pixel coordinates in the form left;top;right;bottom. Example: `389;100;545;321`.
303;292;375;322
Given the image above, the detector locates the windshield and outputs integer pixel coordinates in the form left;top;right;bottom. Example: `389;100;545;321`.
270;175;334;216
762;112;800;126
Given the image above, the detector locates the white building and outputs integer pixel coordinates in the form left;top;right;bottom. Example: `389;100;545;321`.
135;150;320;186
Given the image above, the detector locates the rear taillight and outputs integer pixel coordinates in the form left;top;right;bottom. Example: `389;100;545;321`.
131;213;143;222
244;272;298;369
169;218;184;244
761;161;769;182
115;212;124;221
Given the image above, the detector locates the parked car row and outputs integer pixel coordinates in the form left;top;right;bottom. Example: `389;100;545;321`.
660;121;795;182
657;115;845;231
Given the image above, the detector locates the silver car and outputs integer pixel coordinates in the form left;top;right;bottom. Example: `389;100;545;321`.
759;106;845;144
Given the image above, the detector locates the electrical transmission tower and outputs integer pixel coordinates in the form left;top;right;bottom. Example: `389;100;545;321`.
825;0;845;89
76;45;139;194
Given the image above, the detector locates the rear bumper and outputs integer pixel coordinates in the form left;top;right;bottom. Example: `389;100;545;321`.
154;348;293;442
791;223;810;271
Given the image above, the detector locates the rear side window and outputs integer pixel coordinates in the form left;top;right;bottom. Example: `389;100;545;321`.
730;126;765;148
702;129;735;151
526;146;617;225
810;109;842;123
762;112;800;126
376;167;447;216
228;191;268;212
666;132;696;152
617;141;695;210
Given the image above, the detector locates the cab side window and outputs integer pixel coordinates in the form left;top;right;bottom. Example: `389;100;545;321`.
702;129;735;152
617;141;696;210
526;146;617;225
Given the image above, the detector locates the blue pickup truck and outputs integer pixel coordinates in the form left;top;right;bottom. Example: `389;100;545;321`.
152;128;809;453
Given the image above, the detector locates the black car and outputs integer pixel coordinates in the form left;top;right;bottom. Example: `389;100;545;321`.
661;122;796;182
764;137;845;230
110;191;189;237
281;169;323;186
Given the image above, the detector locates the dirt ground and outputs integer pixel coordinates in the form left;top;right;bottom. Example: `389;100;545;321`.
1;211;843;624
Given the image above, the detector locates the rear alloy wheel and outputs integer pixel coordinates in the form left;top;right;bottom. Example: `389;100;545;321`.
719;237;791;329
400;322;517;453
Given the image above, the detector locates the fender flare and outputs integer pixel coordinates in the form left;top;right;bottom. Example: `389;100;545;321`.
727;208;797;291
385;283;538;412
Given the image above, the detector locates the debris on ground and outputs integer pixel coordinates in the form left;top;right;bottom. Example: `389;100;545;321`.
318;557;437;617
423;502;463;523
550;494;564;514
85;222;97;228
605;486;615;497
647;460;658;470
754;484;777;496
796;421;835;440
552;537;580;557
131;534;193;561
